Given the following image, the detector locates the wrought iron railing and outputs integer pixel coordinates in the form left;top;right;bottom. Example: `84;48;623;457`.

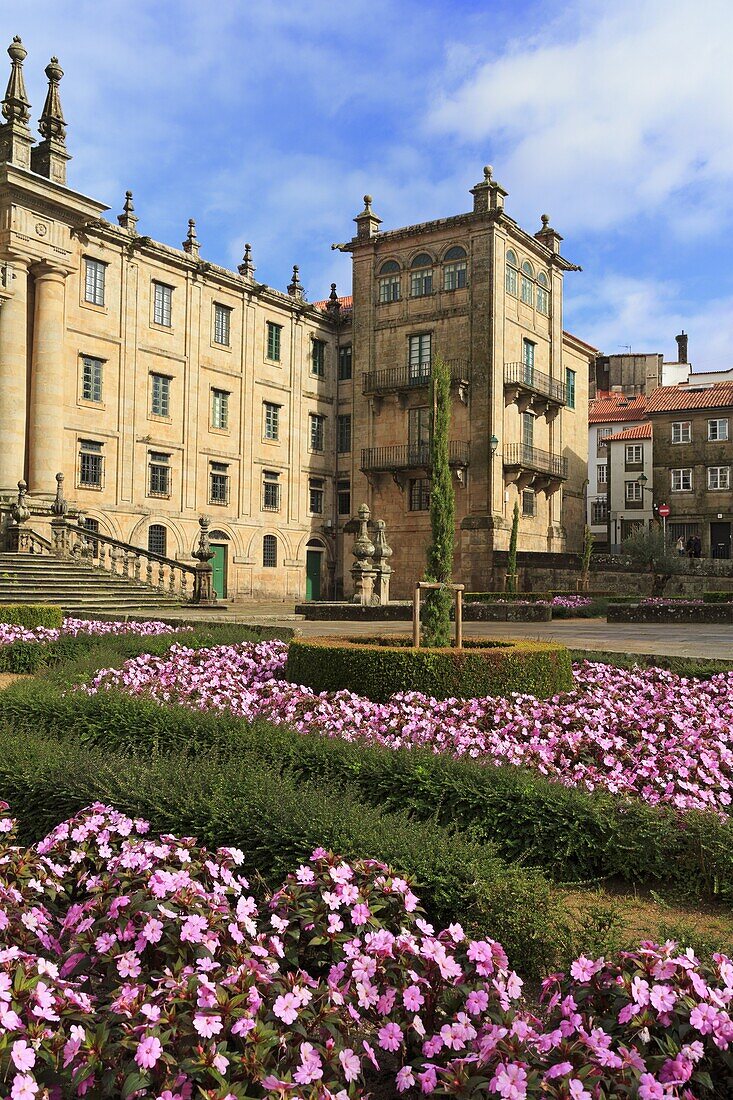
362;359;470;395
504;362;566;404
361;441;470;472
503;443;568;479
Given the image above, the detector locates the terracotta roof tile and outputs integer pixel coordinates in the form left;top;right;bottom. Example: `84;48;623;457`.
589;393;648;423
313;294;353;312
645;382;733;414
604;423;652;442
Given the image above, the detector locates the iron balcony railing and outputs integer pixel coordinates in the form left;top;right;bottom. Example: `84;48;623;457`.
504;362;566;405
362;358;470;395
503;443;568;480
361;440;470;473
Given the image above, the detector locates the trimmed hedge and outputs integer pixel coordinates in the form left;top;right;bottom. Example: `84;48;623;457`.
0;725;562;977
0;603;62;629
285;636;573;701
608;604;733;624
568;649;733;679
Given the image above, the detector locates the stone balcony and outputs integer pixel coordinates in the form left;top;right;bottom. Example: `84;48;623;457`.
362;358;470;402
503;442;568;493
503;362;566;419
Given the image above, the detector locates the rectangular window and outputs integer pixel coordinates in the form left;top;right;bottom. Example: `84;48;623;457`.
81;356;103;403
566;368;576;410
153;281;172;327
591;499;608;525
379;275;401;303
410;267;433;298
337;414;352;454
311;339;326;377
708;418;729;441
536;284;549;315
408;407;431;459
521;274;534;306
213;303;231;347
209;462;230;505
150;373;171;417
671;467;693;491
408;333;432;383
597;464;607;485
338;345;353;381
309;413;325;452
522;489;536;517
708;466;730;490
522;339;535;385
505;264;518;297
148;452;171;498
264;401;280;441
266;321;282;362
78;440;103;488
337;478;351;516
672;421;692;444
443;261;467;290
84;258;106;306
409;478;431;511
263;470;281;512
625;480;643;502
625;444;643;465
211;388;230;430
522;410;534;449
597;427;612;455
309;477;324;515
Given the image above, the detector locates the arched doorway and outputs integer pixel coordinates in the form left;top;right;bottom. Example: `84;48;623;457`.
209;529;229;599
305;537;325;601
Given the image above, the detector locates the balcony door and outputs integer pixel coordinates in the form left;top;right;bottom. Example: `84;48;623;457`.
408;406;431;465
522;411;534;459
408;334;432;384
522;339;535;386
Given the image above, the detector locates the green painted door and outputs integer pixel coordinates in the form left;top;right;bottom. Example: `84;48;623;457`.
305;549;322;601
211;544;227;599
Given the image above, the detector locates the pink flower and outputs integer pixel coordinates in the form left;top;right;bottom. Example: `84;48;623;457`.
351;903;370;926
10;1078;38;1100
339;1048;360;1082
11;1042;36;1073
396;1066;416;1092
377;1022;403;1052
273;992;300;1025
135;1035;163;1070
649;984;677;1013
193;1014;223;1038
403;984;424;1011
490;1062;528;1100
638;1074;665;1100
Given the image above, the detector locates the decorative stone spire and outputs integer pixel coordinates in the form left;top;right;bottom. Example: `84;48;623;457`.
117;190;138;232
470;165;508;214
326;282;341;318
534;212;563;254
238;242;255;277
182;218;200;258
50;471;68;516
354;194;381;239
0;37;34;170
287;264;304;299
31;56;70;184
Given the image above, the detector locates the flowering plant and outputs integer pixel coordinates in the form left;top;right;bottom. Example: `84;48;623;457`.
0;618;189;649
1;802;732;1098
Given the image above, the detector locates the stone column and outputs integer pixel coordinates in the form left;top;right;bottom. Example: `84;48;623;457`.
28;261;68;492
0;257;29;492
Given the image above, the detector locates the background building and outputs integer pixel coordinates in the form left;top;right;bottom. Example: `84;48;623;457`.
603;423;654;550
587;393;648;549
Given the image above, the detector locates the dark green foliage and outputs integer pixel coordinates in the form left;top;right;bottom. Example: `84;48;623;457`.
285;637;573;701
422;356;455;647
506;502;519;594
580;525;594;591
620;527;686;596
0;604;62;629
608;604;733;624
702;592;733;603
568;649;733;679
0;725;563;976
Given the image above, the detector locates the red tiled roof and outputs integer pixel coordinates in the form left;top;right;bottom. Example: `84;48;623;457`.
604;423;652;442
313;294;353;312
589;393;648;424
646;382;733;414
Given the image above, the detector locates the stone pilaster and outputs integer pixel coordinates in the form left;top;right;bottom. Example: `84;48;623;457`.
28;262;69;492
0;256;29;492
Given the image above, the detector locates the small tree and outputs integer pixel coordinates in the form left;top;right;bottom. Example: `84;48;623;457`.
579;524;593;593
422;356;455;647
506;501;519;594
621;525;685;596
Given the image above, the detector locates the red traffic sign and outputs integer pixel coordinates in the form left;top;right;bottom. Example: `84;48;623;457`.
658;504;670;518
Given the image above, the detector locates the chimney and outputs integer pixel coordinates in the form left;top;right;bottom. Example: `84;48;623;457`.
676;330;688;364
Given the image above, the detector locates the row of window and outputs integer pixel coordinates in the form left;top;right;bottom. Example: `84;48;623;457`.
506;252;550;314
671;419;729;443
143;525;284;571
671;467;731;491
377;247;468;302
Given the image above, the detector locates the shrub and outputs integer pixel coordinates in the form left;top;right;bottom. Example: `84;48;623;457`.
0;603;62;629
608;603;733;624
422;355;455;647
285;636;573;701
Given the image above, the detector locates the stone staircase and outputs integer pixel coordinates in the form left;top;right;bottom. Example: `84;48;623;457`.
0;554;185;616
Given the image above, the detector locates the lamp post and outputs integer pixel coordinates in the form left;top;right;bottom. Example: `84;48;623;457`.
636;473;663;541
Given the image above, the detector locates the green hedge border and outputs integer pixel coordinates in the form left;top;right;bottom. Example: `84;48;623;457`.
285;636;573;701
0;604;62;629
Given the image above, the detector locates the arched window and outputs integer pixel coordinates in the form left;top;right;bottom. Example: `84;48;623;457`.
148;524;167;557
443;245;467;291
520;260;534;306
536;272;550;315
410;253;433;298
378;259;401;304
505;249;518;297
263;534;277;568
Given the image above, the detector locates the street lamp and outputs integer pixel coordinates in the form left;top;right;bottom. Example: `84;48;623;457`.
636;474;665;541
489;434;499;454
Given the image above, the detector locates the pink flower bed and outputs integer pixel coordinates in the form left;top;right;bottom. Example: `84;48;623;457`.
85;642;733;815
0;801;731;1098
0;618;190;648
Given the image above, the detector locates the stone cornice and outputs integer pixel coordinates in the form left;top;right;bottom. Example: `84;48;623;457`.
0;162;108;223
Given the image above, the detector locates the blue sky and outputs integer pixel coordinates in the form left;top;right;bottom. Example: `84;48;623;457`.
6;0;732;367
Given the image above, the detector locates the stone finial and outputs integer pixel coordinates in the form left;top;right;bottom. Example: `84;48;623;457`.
117;190;138;232
470;163;507;214
238;242;255;277
287;263;304;299
50;471;68;517
326;282;341;317
534;212;563;253
9;479;30;525
0;37;34;170
193;514;214;563
354;193;382;240
182;218;200;258
31;55;71;184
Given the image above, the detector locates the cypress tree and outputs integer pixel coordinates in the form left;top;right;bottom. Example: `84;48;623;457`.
422;356;455;647
506;500;519;594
